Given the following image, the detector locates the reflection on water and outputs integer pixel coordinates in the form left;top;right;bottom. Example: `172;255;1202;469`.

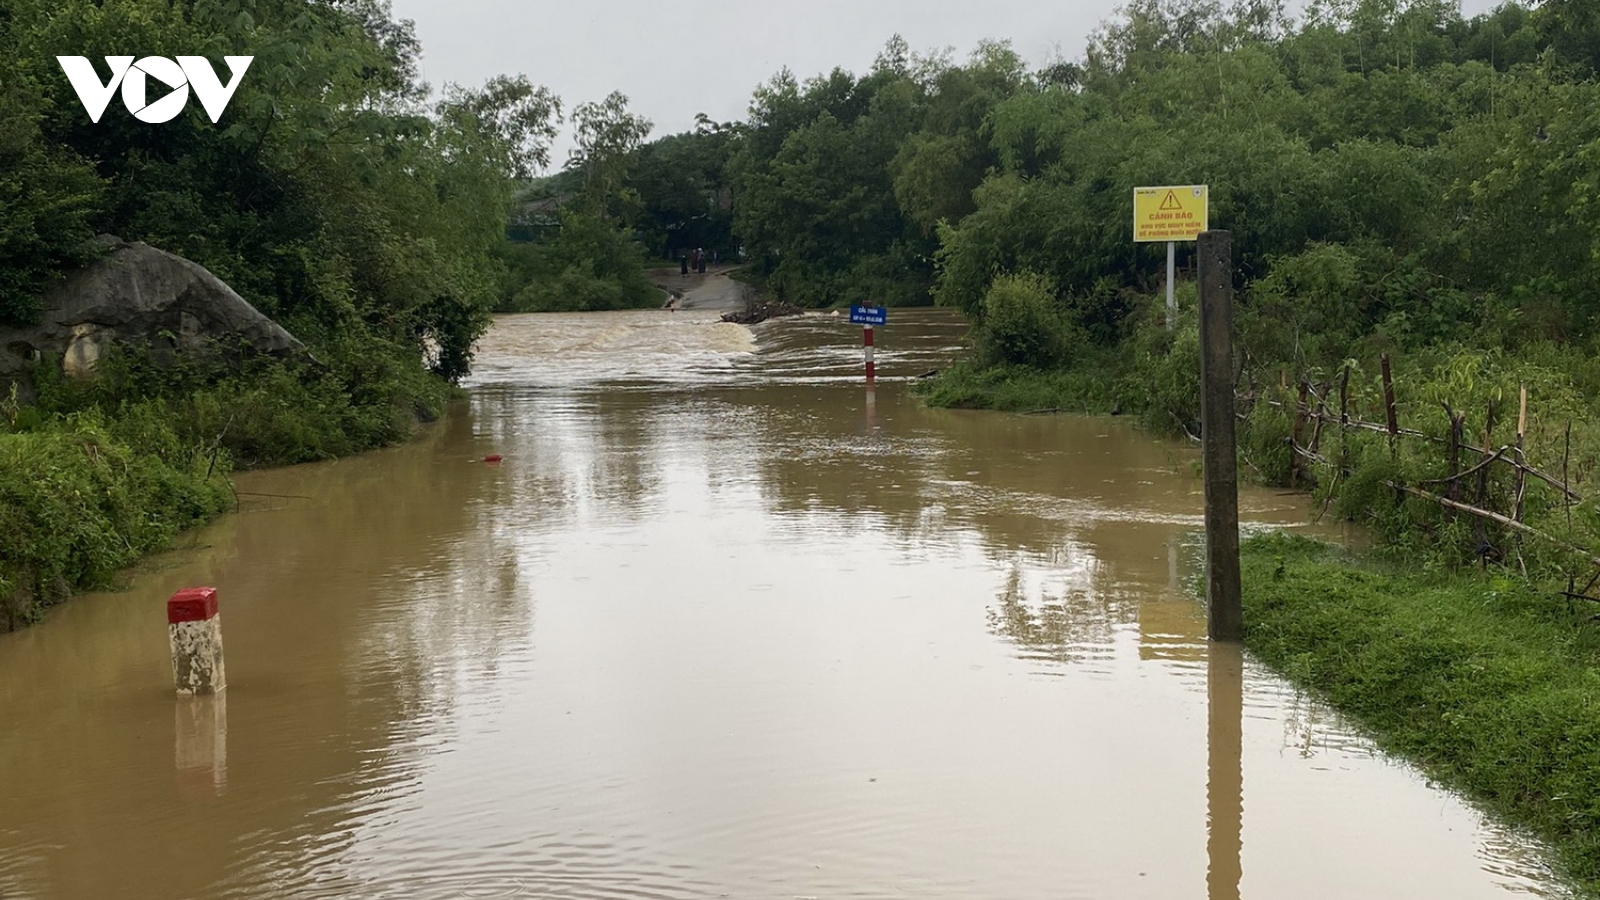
1208;643;1244;900
174;693;228;796
0;308;1562;899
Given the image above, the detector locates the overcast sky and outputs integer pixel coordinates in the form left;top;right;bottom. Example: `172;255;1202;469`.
387;0;1509;167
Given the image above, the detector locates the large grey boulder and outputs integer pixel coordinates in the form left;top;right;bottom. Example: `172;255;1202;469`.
0;236;306;397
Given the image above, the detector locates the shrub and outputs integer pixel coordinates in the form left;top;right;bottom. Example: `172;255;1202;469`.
973;272;1084;369
0;411;232;630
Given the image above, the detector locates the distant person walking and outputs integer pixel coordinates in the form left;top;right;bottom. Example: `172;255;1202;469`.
680;252;689;276
696;247;707;275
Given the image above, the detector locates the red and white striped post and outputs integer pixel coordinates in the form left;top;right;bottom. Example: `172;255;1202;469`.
168;587;226;695
863;323;876;382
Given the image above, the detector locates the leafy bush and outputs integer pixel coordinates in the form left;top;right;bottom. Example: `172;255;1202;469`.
32;336;448;467
1120;298;1201;432
0;409;232;630
0;69;103;325
973;272;1084;368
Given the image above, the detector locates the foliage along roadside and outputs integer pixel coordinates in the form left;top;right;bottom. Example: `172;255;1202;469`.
0;400;233;632
0;0;566;381
0;337;452;632
1241;532;1600;894
901;0;1600;578
917;278;1600;586
495;94;668;314
0;0;555;629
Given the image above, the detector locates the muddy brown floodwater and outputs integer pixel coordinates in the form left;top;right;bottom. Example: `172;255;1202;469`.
0;308;1564;899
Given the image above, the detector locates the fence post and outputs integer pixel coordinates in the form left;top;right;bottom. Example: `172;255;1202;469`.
1380;354;1399;445
1290;381;1308;487
1198;231;1243;643
1515;385;1529;524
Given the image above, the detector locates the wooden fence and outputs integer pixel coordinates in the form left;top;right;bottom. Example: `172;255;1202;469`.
1241;354;1600;603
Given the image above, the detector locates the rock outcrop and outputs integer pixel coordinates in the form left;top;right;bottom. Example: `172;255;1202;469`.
0;236;306;398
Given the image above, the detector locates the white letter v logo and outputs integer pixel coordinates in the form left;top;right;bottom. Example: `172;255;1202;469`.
57;56;135;123
177;56;253;123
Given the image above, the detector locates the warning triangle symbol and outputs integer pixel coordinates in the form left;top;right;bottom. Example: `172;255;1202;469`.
1159;190;1183;211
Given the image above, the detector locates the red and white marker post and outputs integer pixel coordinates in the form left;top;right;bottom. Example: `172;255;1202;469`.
863;323;876;383
850;302;885;388
168;587;226;695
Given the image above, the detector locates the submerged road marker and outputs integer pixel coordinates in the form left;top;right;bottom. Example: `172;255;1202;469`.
168;586;226;695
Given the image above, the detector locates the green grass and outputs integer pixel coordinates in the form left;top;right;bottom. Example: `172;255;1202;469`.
1242;532;1600;893
0;411;233;631
912;361;1121;414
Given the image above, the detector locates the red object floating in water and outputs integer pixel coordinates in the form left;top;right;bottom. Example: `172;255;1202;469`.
484;454;503;464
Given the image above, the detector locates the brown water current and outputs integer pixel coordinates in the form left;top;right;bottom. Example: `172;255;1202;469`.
0;308;1565;899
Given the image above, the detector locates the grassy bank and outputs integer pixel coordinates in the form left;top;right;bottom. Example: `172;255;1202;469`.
1242;533;1600;892
915;361;1119;415
921;291;1600;891
917;283;1600;576
0;344;451;632
0;409;232;631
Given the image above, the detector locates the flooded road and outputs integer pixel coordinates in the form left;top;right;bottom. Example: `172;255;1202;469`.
0;308;1560;899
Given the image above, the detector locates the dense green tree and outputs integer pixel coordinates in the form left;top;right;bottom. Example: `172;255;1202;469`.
569;91;653;217
0;69;103;325
727;39;1032;307
624;119;737;260
1;0;559;379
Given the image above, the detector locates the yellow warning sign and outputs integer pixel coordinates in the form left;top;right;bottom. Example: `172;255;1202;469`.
1134;184;1208;242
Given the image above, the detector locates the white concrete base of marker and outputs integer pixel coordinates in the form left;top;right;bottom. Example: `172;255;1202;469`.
168;587;225;696
170;617;226;695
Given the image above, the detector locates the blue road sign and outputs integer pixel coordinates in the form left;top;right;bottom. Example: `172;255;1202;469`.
849;305;887;326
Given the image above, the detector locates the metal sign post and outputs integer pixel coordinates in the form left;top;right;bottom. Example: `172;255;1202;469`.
1167;241;1177;328
1134;185;1209;329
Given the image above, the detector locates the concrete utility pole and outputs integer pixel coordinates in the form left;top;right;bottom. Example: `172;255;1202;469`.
1198;231;1243;643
